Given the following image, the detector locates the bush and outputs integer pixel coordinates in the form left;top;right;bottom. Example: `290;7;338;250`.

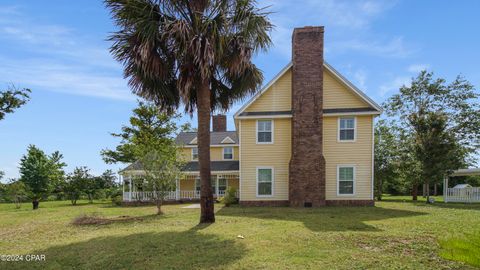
219;187;238;207
111;194;123;206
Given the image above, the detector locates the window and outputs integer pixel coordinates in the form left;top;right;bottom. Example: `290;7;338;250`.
195;177;217;193
195;177;201;192
339;117;356;141
223;147;233;160
257;120;273;143
257;167;273;196
218;177;227;194
192;147;198;160
338;166;355;195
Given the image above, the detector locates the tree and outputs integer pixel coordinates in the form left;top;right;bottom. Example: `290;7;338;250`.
0;85;31;121
63;167;90;205
101;101;180;164
384;71;479;200
106;0;272;223
410;112;463;202
19;145;66;209
4;180;27;209
138;145;183;215
374;120;399;201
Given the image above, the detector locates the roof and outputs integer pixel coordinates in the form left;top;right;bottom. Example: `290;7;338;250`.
453;184;472;189
175;131;238;145
120;160;239;173
450;168;480;177
238;107;379;117
234;61;383;118
183;161;239;172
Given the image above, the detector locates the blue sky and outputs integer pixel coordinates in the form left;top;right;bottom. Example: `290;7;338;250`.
1;0;479;181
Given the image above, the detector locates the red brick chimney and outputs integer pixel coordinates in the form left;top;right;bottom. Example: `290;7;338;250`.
289;26;326;207
212;114;227;132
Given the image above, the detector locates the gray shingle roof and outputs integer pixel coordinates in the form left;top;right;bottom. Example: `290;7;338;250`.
175;131;238;145
183;161;239;172
120;160;239;173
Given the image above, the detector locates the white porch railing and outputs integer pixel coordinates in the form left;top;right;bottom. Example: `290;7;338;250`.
122;190;234;202
445;187;480;203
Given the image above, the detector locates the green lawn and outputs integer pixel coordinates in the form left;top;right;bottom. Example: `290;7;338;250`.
0;198;479;269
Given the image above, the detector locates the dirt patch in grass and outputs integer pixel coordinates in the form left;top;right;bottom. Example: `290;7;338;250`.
71;213;144;226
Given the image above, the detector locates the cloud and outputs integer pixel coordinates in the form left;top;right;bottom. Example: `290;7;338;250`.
331;36;415;58
408;63;430;73
265;0;410;59
379;76;411;97
0;5;133;101
353;69;368;91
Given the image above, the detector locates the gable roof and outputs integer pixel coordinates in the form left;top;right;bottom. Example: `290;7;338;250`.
234;61;382;118
175;131;238;145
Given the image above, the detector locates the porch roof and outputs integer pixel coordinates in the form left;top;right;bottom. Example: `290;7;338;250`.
120;160;239;173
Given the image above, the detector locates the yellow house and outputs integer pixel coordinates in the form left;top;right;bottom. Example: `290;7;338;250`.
121;26;382;206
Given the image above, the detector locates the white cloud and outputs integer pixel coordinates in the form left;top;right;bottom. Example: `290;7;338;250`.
408;63;430;73
265;0;411;59
0;5;133;101
379;76;411;97
332;36;415;58
353;69;368;91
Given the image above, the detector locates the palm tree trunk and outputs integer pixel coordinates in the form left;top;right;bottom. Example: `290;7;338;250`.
197;81;215;223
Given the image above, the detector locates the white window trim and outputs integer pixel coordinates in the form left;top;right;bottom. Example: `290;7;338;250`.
191;147;198;161
256;166;274;197
337;116;357;142
256;119;274;144
337;165;356;196
222;147;234;160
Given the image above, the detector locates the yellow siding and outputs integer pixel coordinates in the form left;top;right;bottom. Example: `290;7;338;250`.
180;146;239;161
245;70;292;112
323;70;369;109
243;68;369;114
239;118;291;201
180;179;195;190
238;115;373;201
323;115;373;200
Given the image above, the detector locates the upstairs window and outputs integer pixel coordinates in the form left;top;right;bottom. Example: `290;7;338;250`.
223;147;233;160
257;120;273;143
338;166;355;195
192;147;198;160
339;117;356;141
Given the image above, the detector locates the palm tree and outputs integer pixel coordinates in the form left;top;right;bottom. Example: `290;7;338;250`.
105;0;272;223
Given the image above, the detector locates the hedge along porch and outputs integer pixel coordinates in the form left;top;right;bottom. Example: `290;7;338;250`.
444;168;480;203
120;160;240;202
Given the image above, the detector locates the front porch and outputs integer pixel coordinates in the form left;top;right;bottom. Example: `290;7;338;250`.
121;172;239;202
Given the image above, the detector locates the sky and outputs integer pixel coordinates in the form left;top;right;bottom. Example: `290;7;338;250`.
1;0;479;181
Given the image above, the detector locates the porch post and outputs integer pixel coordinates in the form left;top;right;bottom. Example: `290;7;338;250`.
175;178;180;200
129;175;132;202
121;174;125;200
444;175;449;203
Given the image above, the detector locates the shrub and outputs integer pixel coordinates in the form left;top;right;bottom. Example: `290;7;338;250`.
111;194;123;206
220;187;238;207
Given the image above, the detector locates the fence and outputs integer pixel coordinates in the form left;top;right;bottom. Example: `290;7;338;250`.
444;187;480;203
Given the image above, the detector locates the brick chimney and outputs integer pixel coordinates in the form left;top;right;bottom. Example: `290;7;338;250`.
212;114;227;132
289;26;326;207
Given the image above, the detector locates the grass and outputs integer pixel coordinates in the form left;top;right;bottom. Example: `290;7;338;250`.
0;198;479;269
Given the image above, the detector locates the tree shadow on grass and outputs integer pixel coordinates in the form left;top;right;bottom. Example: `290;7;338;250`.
4;231;246;270
381;198;480;211
217;206;426;232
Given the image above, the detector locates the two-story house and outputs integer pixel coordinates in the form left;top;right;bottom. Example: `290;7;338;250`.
121;26;382;206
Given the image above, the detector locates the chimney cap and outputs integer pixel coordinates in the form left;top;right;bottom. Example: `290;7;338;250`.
293;26;324;33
